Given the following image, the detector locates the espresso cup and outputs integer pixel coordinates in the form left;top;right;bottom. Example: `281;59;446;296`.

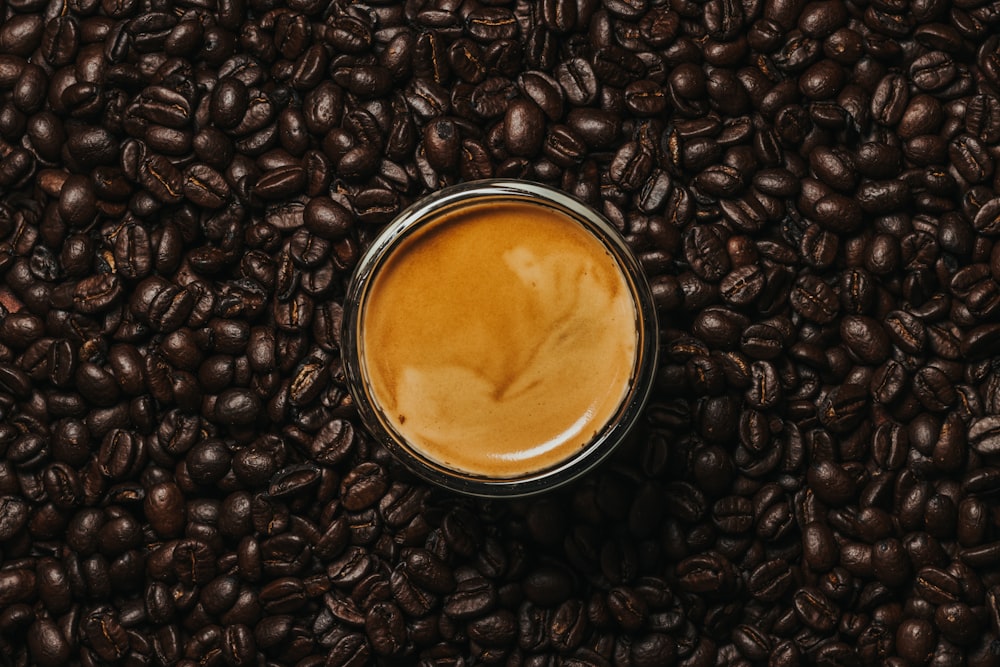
342;180;658;497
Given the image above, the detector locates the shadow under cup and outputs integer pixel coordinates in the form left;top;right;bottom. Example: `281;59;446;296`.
342;180;659;497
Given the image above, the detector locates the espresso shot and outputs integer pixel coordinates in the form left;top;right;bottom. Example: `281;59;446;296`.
343;180;658;495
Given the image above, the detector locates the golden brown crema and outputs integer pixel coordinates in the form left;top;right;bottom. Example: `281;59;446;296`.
359;200;639;478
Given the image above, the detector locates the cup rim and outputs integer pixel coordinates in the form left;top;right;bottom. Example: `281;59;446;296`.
341;179;659;497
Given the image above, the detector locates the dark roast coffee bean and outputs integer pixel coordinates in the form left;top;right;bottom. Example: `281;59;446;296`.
807;459;858;505
144;482;185;538
840;316;890;364
910;51;957;91
0;495;29;540
950;135;994;184
183;164;229;209
504;99;545;157
556;58;599;106
793;587;838;632
443;576;497;618
790;275;839;323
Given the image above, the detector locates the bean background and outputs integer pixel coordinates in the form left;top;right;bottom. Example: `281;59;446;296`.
2;0;1000;664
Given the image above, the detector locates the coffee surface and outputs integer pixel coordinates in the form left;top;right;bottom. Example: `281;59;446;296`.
360;200;639;477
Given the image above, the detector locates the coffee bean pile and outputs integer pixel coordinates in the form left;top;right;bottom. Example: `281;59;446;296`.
2;0;1000;663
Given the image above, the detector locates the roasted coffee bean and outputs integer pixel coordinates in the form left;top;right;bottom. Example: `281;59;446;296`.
748;559;793;601
362;601;404;656
339;463;388;512
183;164;229;209
465;609;517;648
911;51;957;91
563;110;619;152
26;617;70;667
803;521;838;571
98;428;144;480
896;619;936;665
82;608;128;662
303;197;351;240
398;549;452;597
676;552;736;595
624;80;668;116
556;58;599;106
970;417;1000;455
504;99;545;157
840;316;890;364
950;135;994;184
443;576;496;619
793;587;838;632
548;599;587;652
185;438;232;485
817;383;868;434
521;564;573;606
58;174;98;226
871;74;909;125
807;459;858;505
0;495;29;540
543;124;587;166
143;482;185;538
789;275;839;324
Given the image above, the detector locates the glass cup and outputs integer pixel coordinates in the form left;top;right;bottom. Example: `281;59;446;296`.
342;180;658;497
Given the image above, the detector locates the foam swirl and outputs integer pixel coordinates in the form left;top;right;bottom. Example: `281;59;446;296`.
361;201;639;478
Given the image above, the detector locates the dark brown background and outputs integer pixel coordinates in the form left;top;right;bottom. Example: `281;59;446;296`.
2;0;1000;664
